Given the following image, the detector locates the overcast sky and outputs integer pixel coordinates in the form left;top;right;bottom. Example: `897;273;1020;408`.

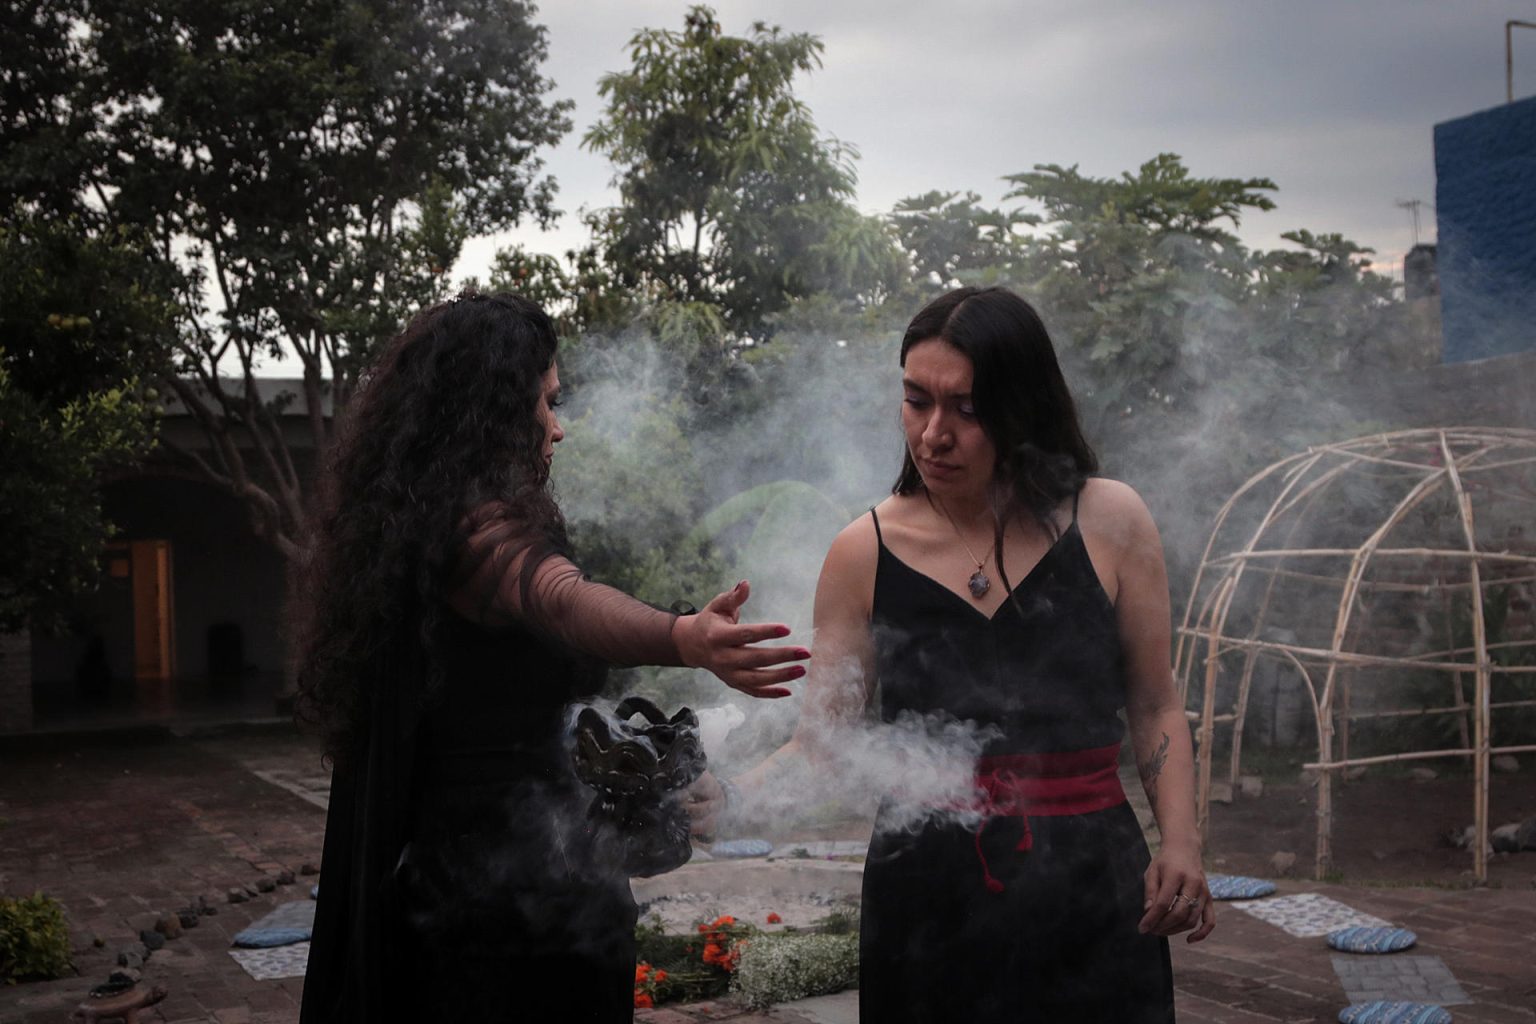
461;0;1536;283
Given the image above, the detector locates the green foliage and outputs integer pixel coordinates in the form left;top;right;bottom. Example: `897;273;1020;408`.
1001;155;1278;436
483;246;576;332
3;0;573;558
582;5;899;332
731;932;859;1008
891;189;1034;290
0;214;166;632
0;892;73;983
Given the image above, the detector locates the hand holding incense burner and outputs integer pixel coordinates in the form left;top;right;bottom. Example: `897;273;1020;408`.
571;696;706;877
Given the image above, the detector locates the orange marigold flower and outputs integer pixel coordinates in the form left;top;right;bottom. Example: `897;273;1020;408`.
634;993;654;1009
635;963;650;982
766;912;782;924
655;969;668;983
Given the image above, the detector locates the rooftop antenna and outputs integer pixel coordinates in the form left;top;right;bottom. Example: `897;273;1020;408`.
1509;20;1536;103
1394;199;1425;246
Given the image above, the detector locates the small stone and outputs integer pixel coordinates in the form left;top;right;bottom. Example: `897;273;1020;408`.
177;909;199;929
1492;823;1522;853
116;950;143;969
1238;775;1264;799
300;863;320;876
255;877;277;893
228;888;249;904
1450;825;1494;855
1344;766;1368;781
1493;754;1520;774
1269;851;1298;876
1408;767;1438;782
92;935;105;948
276;869;296;886
155;915;183;940
108;966;142;986
1209;782;1234;804
139;929;165;951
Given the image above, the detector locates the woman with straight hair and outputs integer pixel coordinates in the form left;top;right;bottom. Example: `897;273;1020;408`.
716;285;1210;1020
294;292;808;1023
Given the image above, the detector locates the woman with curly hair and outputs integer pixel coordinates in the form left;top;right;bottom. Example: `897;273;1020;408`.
294;293;806;1023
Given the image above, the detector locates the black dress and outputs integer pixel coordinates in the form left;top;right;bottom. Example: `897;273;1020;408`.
300;553;682;1024
859;502;1175;1023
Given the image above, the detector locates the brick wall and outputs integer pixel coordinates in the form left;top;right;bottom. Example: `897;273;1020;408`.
0;628;33;733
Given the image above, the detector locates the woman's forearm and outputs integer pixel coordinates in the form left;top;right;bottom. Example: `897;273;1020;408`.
1130;705;1201;852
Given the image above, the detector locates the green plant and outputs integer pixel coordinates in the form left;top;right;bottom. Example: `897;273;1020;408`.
731;932;859;1008
810;908;860;935
0;892;72;983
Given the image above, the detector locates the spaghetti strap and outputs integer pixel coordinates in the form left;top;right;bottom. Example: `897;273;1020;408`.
869;507;884;546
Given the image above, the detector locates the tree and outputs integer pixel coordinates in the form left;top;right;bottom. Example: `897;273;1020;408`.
582;5;892;333
2;0;572;559
1001;154;1279;438
0;216;174;631
890;190;1033;290
1247;230;1432;370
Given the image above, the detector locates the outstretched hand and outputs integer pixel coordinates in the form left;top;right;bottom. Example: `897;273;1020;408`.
1138;842;1216;943
684;771;726;842
672;580;809;698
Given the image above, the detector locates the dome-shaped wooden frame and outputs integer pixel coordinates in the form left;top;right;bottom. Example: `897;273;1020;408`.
1175;428;1536;881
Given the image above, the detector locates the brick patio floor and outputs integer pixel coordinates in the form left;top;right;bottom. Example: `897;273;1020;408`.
1;724;1532;1023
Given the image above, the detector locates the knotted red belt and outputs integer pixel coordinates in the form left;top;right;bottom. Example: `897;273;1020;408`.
969;743;1127;892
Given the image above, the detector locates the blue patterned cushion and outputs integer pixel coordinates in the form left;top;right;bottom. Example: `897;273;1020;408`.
710;838;774;858
232;926;311;948
1337;1001;1451;1023
230;900;315;948
1206;874;1277;900
1327;926;1418;953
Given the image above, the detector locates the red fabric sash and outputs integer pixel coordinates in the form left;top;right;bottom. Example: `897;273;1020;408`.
969;743;1127;892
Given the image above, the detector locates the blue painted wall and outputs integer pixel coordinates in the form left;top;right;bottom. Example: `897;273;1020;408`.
1434;95;1536;363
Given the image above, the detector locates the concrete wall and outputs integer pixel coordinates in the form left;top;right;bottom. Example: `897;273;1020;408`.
1434;95;1536;363
0;630;32;733
29;476;289;715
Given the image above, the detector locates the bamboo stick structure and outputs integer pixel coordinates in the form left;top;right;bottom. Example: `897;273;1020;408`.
1175;428;1536;881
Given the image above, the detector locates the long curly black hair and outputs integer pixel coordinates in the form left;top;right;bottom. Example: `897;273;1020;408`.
894;286;1098;587
292;292;563;764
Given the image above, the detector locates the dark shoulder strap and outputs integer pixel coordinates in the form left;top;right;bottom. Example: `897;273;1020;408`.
868;507;884;546
1072;486;1083;523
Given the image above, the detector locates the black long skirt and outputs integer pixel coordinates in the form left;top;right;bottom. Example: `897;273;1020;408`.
860;802;1175;1023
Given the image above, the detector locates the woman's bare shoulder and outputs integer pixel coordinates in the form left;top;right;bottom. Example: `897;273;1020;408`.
1077;477;1159;548
824;505;882;570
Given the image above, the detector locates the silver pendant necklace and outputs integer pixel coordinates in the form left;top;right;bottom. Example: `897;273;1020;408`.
932;494;992;599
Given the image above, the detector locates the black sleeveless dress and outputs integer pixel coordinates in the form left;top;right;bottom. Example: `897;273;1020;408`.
859;501;1175;1023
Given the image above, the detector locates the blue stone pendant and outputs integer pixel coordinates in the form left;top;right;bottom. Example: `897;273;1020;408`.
968;569;991;599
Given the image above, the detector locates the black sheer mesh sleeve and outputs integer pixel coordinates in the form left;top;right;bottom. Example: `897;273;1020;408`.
448;506;686;668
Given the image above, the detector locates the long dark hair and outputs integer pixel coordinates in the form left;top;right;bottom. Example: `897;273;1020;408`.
292;292;564;763
893;286;1098;582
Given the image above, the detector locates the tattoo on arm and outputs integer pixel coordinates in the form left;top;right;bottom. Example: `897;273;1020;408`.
1138;732;1171;800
